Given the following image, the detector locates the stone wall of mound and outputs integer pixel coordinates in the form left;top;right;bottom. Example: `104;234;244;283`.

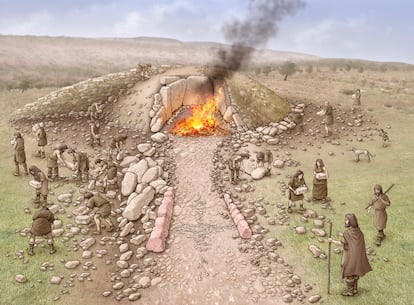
9;66;165;123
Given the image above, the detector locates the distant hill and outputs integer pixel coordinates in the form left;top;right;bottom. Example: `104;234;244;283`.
1;35;412;90
0;35;319;88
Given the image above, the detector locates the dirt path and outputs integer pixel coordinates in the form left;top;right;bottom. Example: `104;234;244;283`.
137;135;287;305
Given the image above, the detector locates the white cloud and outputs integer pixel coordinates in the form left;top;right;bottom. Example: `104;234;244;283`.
112;11;144;36
1;11;53;35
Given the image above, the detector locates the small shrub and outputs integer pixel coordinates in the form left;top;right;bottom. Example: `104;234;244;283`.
340;88;355;95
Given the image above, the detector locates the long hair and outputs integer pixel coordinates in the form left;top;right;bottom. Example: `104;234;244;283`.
293;170;304;178
374;184;383;194
315;159;324;169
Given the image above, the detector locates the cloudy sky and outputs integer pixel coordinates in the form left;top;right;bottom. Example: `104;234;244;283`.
1;0;413;64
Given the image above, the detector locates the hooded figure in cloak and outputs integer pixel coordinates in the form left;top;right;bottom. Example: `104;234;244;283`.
328;213;372;296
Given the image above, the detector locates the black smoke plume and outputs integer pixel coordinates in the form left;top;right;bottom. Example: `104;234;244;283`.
212;0;306;79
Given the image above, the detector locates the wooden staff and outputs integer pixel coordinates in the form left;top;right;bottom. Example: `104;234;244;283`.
328;221;333;294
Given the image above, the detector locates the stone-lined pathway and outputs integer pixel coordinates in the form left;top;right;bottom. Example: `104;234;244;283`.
139;135;289;305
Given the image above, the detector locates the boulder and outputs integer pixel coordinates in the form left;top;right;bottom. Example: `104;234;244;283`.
169;79;186;113
250;167;268;180
121;172;137;196
120;156;139;168
141;166;162;184
160;76;181;86
137;143;152;153
128;159;148;182
122;187;155;221
151;132;169;144
159;86;172;118
182;76;213;105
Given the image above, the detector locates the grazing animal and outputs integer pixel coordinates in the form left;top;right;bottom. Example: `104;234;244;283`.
350;147;375;162
255;150;273;174
378;128;390;147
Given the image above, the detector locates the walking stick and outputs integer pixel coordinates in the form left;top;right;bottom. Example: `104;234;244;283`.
328;221;333;294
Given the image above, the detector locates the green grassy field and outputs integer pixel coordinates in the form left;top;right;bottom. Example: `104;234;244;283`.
249;84;414;304
0;88;82;305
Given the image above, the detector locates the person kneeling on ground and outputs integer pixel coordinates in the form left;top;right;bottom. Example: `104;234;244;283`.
83;192;115;235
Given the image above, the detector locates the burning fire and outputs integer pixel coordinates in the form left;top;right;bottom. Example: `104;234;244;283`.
171;89;227;136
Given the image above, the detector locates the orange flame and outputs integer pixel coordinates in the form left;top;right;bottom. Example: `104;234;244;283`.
171;89;226;136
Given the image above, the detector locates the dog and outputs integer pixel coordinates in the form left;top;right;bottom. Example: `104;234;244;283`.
350;147;375;162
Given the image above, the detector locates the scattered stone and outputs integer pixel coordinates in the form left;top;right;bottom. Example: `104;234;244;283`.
308;295;321;303
113;282;125;290
295;227;306;234
308;245;326;259
120;251;133;261
82;251;93;259
129;293;141;301
138;276;151;288
102;291;112;297
282;294;293;303
64;261;80;269
15;274;27;283
50;276;62;285
311;228;326;237
80;237;96;250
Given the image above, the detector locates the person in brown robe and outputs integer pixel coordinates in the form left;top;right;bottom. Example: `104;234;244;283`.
328;213;372;296
35;122;47;158
312;159;328;202
228;153;250;184
83;192;115;235
352;89;361;110
90;120;101;146
288;170;307;213
47;144;68;180
12;132;28;176
108;134;127;160
28;206;56;255
318;101;334;136
95;158;118;191
367;184;391;246
29;165;49;206
67;148;90;181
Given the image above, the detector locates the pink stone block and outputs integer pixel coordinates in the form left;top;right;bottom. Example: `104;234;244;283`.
228;203;238;214
146;227;166;252
237;221;252;239
224;193;232;206
230;208;241;219
146;237;165;252
155;216;170;238
232;213;245;226
158;199;173;218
